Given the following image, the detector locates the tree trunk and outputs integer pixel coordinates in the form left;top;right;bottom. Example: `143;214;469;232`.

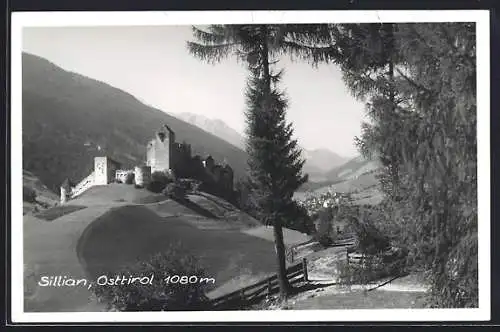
260;24;291;300
273;216;292;299
386;23;400;201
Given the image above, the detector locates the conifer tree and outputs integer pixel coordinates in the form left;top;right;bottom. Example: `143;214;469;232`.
288;22;478;307
187;24;312;298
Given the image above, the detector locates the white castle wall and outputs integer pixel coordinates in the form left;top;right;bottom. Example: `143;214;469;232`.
94;157;109;185
70;171;96;198
134;166;152;187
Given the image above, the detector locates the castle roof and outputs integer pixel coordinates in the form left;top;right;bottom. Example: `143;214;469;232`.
163;124;174;134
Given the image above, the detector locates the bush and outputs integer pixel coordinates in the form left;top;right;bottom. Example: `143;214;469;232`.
349;214;391;255
284;201;315;234
114;179;123;184
23;186;37;203
313;207;337;246
163;182;187;201
91;246;210;311
147;171;173;193
125;173;135;185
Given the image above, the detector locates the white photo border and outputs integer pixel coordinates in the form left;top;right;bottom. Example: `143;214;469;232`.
10;10;491;323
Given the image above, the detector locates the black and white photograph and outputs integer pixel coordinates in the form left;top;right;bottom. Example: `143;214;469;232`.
11;10;490;322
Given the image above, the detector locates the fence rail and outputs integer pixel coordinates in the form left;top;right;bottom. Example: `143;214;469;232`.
209;258;309;310
346;247;404;267
286;236;357;263
332;236;356;247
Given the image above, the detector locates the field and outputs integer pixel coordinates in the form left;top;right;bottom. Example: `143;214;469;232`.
294;172;383;206
34;205;87;221
23;184;310;311
24;181;424;312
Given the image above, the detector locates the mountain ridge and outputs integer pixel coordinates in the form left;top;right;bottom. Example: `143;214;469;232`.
172;112;348;181
22;52;249;192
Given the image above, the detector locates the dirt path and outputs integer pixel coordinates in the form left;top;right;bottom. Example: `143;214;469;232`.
23;185;314;312
24;206;113;312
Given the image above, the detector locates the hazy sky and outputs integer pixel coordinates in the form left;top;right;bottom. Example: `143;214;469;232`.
22;26;367;158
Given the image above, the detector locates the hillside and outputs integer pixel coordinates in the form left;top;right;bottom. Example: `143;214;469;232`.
303;148;347;173
325;155;380;182
172;112;347;184
23;170;59;215
294;155;383;205
24;184;312;311
22;53;249;192
175;112;246;149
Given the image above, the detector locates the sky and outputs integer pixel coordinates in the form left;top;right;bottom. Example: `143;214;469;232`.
22;26;367;158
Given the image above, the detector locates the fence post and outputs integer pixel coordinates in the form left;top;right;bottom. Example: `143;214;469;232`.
302;258;308;282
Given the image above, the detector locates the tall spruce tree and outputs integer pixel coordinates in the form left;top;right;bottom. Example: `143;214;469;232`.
187;24;312;298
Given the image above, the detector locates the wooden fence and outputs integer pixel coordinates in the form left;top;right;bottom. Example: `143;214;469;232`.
332;236;356;247
209;258;309;310
286;236;357;263
346;247;404;267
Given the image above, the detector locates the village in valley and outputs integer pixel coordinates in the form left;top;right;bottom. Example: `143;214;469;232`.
21;19;479;314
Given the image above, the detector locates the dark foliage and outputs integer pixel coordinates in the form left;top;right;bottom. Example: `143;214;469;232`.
146;171;173;193
301;23;478;307
23;186;37;203
125;172;135;185
91;247;210;311
163;181;188;201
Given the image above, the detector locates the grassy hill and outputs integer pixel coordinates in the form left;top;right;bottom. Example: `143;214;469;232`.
23;170;59;215
294;155;383;205
325;155;380;183
22;52;249;192
24;184;312;311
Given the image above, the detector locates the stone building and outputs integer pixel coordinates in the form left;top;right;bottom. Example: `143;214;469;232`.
94;156;122;185
146;125;176;173
134;166;152;187
60;123;236;202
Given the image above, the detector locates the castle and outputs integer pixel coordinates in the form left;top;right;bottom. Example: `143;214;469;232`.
60;124;234;203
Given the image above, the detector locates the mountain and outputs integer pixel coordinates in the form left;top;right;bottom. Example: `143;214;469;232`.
173;113;348;183
294;155;383;205
301;148;347;182
303;148;347;172
22;53;249;192
174;112;246;149
325;155;380;182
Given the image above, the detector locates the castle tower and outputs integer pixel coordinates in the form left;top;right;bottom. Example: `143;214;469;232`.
146;124;176;173
204;155;215;172
94;156;121;185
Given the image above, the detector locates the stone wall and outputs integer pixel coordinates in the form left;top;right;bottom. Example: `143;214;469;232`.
134;166;152;187
115;169;133;183
146;125;175;173
94;156;121;185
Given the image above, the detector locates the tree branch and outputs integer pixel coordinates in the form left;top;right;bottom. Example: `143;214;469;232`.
396;68;433;96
